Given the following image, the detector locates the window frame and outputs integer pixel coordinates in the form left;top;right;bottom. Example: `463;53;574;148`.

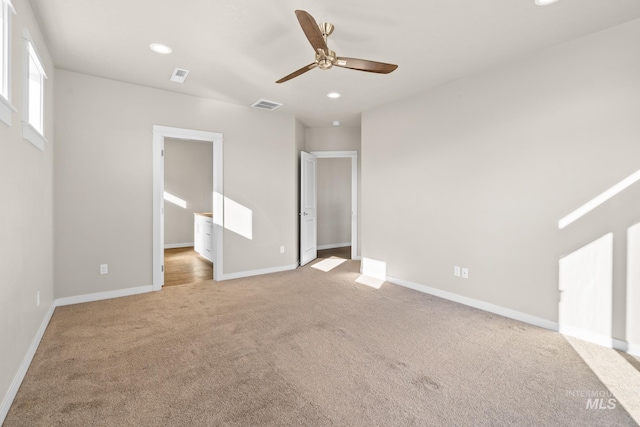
0;0;16;127
22;28;47;151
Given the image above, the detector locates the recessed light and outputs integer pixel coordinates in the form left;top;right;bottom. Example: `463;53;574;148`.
150;43;172;54
534;0;559;5
327;92;341;99
332;120;341;127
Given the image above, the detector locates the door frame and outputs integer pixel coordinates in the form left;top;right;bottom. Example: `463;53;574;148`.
152;125;224;290
310;150;359;260
300;152;318;266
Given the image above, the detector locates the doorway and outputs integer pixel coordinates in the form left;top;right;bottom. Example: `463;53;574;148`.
163;138;214;286
300;150;358;266
152;126;224;290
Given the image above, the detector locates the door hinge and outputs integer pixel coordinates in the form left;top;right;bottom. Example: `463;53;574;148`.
161;265;164;272
161;149;164;156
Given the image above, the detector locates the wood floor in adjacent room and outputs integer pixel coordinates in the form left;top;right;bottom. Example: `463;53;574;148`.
317;246;351;259
164;247;213;287
163;246;347;288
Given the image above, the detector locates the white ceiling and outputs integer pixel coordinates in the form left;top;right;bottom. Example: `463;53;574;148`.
29;0;640;128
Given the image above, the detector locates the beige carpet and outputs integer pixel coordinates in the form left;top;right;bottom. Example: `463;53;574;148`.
4;258;638;426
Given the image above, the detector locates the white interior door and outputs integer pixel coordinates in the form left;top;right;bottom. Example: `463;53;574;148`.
300;151;317;266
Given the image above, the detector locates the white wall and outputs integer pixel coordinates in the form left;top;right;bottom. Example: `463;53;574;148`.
164;138;212;247
317;158;351;248
362;19;640;345
0;0;55;421
54;70;298;298
305;127;361;152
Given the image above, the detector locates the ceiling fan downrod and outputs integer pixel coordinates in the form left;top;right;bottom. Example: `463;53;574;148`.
316;22;335;69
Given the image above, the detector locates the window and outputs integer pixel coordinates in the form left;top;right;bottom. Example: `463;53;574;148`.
22;28;47;150
0;0;15;126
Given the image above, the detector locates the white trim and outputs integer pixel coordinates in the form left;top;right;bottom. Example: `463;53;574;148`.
558;324;614;348
55;285;153;307
387;275;559;331
311;150;357;158
22;29;46;141
22;121;46;151
152;131;163;289
22;29;46;78
0;303;55;425
212;139;224;280
309;150;359;261
26;41;46;78
0;94;16;126
153;125;217;141
6;0;15;14
626;341;640;357
164;242;194;249
0;0;15;124
153;125;223;290
613;339;628;353
317;242;351;251
218;264;297;281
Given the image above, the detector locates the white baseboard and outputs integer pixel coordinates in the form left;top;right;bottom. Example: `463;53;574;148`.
164;242;194;249
55;285;153;307
613;338;628;352
386;275;640;356
386;276;559;331
559;324;614;348
612;339;640;357
627;341;640;357
220;264;297;281
317;243;351;251
0;303;55;425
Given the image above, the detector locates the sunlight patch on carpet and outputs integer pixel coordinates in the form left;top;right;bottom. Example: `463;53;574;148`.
564;335;640;424
356;275;384;289
311;257;347;272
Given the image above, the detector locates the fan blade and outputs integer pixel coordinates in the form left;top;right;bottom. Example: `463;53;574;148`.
335;57;398;74
276;63;318;83
295;10;328;53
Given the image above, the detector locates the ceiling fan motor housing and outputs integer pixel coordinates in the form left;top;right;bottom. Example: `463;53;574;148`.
316;49;337;69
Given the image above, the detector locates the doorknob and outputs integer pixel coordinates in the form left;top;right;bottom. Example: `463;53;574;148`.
299;212;308;216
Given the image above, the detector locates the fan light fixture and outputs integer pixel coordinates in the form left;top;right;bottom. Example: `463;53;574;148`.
534;0;559;5
150;43;173;54
327;92;341;99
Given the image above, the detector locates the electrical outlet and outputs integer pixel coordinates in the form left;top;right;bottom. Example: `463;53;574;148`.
37;291;40;307
280;246;285;254
461;268;469;279
100;264;108;275
454;266;461;277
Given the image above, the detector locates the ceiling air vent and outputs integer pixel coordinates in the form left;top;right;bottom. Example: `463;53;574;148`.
170;68;190;84
251;99;283;111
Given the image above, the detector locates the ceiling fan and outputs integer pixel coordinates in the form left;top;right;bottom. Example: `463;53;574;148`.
276;10;398;83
